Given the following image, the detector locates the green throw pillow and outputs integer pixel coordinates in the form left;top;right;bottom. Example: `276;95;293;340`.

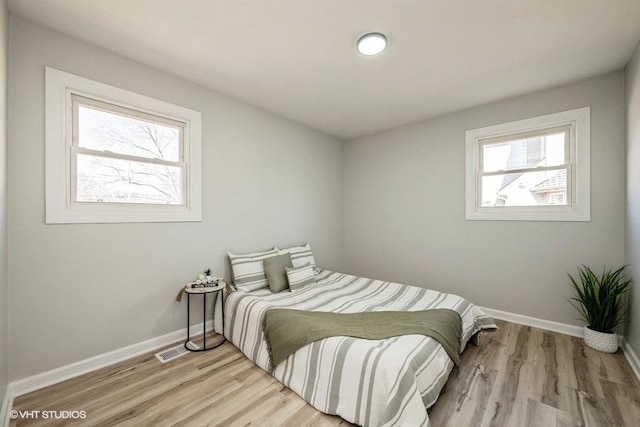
263;253;293;293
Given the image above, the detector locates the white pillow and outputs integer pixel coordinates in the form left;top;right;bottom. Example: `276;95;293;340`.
279;243;316;270
286;263;316;291
228;247;278;292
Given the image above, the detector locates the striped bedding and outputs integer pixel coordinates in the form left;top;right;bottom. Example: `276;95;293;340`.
225;269;497;427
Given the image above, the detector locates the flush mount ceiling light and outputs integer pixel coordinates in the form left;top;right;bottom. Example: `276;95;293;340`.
357;32;387;56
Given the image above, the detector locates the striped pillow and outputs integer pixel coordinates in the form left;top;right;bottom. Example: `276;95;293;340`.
279;243;316;270
228;247;279;292
286;263;316;290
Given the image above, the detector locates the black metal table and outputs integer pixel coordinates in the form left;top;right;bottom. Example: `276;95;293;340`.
184;283;225;352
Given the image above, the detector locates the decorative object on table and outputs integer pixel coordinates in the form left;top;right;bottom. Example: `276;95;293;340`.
568;265;632;353
191;268;217;288
190;276;218;289
175;277;226;302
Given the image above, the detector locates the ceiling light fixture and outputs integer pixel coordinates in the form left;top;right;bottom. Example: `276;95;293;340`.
357;33;387;56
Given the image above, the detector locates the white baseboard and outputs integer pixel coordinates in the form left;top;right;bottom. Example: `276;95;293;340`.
8;319;214;400
621;338;640;382
480;306;584;337
1;384;14;427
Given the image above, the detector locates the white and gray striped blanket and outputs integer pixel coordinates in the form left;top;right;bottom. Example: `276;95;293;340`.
225;269;497;427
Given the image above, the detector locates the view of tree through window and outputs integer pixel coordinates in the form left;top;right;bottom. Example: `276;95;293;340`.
73;98;185;205
479;128;568;207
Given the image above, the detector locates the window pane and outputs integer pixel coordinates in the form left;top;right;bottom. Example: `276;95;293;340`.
78;104;181;162
482;131;566;172
76;154;183;205
480;169;567;207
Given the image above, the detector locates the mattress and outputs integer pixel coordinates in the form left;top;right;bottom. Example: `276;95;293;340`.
225;269;497;426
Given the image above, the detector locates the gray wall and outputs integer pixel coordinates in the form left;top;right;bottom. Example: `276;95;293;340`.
4;13;636;384
7;17;344;381
0;0;8;405
344;72;626;327
626;41;640;356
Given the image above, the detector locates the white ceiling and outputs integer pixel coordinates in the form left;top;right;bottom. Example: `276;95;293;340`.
8;0;640;139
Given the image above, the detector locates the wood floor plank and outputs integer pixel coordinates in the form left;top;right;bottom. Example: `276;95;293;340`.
480;325;531;426
571;337;606;399
427;364;498;427
517;327;546;402
525;398;558;427
542;383;586;426
10;320;640;426
542;331;561;406
600;378;640;427
556;409;585;427
555;332;580;390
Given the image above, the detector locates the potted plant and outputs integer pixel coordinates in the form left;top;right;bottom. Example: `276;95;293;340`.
568;265;632;353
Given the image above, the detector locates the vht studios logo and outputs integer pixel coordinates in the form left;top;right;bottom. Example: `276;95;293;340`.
10;410;87;420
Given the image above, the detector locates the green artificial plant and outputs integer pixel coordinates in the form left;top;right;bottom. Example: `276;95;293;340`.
568;265;632;333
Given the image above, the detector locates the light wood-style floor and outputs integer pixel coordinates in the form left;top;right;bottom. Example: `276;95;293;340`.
429;320;640;426
10;320;640;426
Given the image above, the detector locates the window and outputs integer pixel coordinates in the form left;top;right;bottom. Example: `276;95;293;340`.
46;68;202;223
72;95;186;206
479;126;570;208
465;107;590;221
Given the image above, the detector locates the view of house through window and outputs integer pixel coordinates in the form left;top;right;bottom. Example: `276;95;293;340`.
479;126;570;207
72;95;186;205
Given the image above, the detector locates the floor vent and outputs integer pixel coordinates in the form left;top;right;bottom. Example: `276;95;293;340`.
155;342;198;363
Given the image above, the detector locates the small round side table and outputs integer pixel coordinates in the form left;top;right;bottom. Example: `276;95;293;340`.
183;283;225;352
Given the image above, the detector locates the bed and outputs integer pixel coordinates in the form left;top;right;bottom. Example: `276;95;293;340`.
224;269;497;427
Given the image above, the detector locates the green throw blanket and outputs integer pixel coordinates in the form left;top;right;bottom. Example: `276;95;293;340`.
262;308;462;372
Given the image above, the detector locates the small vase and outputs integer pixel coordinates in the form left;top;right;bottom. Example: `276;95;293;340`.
583;326;618;353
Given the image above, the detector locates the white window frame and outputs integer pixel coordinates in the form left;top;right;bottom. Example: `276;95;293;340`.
465;107;590;221
46;67;202;223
